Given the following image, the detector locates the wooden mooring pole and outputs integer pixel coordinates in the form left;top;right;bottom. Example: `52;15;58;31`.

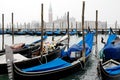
82;1;85;63
2;14;4;50
40;3;44;56
52;23;54;41
95;10;98;57
67;12;70;50
76;22;77;33
12;13;14;44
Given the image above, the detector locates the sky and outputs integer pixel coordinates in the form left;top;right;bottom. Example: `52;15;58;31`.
0;0;120;25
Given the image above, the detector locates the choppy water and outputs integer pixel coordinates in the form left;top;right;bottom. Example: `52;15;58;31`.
0;34;109;80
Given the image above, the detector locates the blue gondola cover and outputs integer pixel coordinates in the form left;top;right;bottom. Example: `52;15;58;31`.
22;58;71;72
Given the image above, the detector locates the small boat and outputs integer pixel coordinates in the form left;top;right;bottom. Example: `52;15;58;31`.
54;29;61;35
97;30;120;80
45;31;53;36
77;31;82;36
98;59;120;80
26;30;35;35
61;30;67;35
0;35;48;57
35;31;41;36
6;32;94;80
5;29;12;34
15;31;26;35
0;30;6;34
69;29;77;35
99;33;118;62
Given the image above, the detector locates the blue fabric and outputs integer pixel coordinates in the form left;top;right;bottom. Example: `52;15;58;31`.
54;29;61;35
24;35;47;48
103;43;120;59
46;31;53;35
102;33;120;75
62;31;66;34
103;34;120;60
106;34;117;45
35;31;41;35
69;29;77;35
105;65;120;75
61;33;94;58
16;31;26;35
22;58;71;72
67;44;91;57
61;51;68;57
77;33;94;56
27;31;34;35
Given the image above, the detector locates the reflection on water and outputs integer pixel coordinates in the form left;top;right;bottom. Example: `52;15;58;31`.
60;54;99;80
0;34;109;80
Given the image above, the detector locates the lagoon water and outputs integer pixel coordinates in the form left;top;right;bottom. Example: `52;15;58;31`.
0;34;110;80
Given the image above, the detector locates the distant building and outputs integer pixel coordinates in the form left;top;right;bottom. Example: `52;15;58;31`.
22;4;107;31
79;21;107;30
46;13;76;30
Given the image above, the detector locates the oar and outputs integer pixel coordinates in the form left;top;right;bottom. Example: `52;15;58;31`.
57;35;68;43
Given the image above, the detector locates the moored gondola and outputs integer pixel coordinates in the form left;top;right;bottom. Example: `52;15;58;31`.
6;32;94;80
45;31;53;36
0;35;48;57
54;29;61;35
0;35;67;75
97;29;120;80
98;59;120;80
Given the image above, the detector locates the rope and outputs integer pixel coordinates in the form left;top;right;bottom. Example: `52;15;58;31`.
97;62;102;80
38;55;43;64
44;55;48;63
79;59;84;69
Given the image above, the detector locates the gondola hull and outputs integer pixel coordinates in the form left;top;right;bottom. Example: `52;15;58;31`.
13;54;90;80
0;35;47;56
0;45;66;75
97;32;120;80
0;44;40;57
6;32;94;80
98;61;120;80
14;61;82;80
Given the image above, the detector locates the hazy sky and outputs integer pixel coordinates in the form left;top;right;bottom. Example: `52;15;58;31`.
0;0;119;24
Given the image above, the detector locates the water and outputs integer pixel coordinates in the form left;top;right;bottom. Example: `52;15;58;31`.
0;34;109;80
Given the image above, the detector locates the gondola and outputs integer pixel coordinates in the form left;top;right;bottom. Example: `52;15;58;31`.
35;31;41;36
0;35;67;75
69;29;77;35
77;31;82;36
45;31;53;36
54;29;61;35
0;35;48;57
26;30;35;35
97;30;120;80
98;59;120;80
61;30;67;35
15;31;26;35
6;32;94;80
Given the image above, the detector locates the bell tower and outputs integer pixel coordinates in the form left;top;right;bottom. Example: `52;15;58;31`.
49;3;53;22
